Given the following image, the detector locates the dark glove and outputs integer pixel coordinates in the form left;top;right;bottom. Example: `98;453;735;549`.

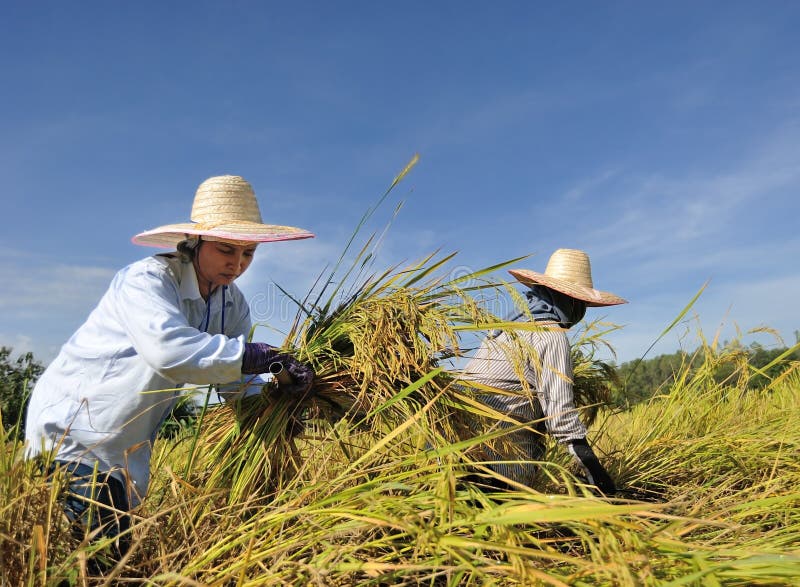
241;342;315;394
567;438;616;495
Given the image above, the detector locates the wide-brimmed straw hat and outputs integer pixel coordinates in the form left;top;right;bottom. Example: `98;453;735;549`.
132;175;314;248
509;248;627;307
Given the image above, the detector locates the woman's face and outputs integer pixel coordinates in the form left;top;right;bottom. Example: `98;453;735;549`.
194;240;257;294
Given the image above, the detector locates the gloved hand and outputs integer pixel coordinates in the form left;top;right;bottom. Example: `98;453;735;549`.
241;342;315;394
567;438;616;495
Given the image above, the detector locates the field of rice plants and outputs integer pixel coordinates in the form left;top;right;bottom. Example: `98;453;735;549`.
2;161;798;585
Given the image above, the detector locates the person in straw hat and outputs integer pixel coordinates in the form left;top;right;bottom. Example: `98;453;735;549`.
25;174;315;569
461;248;625;495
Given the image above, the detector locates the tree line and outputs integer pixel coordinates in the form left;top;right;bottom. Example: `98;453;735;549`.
611;335;800;408
0;347;43;441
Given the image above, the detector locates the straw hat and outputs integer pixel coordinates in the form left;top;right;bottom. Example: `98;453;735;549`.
132;175;314;248
509;248;627;307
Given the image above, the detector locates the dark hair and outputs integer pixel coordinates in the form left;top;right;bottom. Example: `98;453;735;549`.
176;237;201;261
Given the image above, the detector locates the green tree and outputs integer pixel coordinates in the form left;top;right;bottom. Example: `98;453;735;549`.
0;347;44;440
612;350;691;407
744;341;800;389
612;341;800;408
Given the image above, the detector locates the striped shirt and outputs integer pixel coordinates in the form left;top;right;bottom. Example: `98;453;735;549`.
460;324;586;443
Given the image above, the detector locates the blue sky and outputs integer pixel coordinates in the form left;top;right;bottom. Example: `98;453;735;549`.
2;1;799;366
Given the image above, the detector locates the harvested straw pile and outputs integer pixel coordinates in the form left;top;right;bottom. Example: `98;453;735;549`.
190;252;497;503
185;246;618;505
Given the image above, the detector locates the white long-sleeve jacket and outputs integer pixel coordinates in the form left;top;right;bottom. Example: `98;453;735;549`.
25;253;259;505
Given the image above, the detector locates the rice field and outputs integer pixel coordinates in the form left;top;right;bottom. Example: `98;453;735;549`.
2;160;798;585
3;252;798;585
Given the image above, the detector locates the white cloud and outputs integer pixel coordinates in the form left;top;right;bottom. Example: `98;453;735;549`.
595;264;800;364
0;333;34;355
0;249;116;363
576;123;800;262
555;122;800;362
562;168;621;203
0;249;116;312
0;331;63;364
0;256;114;315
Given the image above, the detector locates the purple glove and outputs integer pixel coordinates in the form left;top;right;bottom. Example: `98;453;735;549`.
567;438;616;495
242;342;315;394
